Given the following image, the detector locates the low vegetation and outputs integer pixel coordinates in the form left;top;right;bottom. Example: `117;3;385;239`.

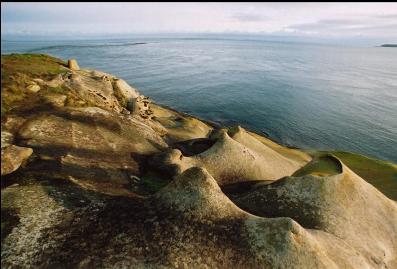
1;54;66;115
1;54;99;116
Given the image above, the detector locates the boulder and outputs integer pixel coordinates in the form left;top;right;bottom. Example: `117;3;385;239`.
45;74;64;88
26;84;40;93
43;93;67;107
113;78;140;100
68;59;80;71
32;78;45;84
1;131;14;148
2;115;28;134
1;145;33;175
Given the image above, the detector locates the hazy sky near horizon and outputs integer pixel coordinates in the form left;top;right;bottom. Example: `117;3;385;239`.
2;2;397;41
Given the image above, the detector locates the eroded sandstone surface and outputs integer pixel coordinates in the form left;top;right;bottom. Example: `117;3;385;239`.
1;54;396;269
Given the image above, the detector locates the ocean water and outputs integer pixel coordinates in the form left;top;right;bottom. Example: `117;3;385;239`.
2;36;397;162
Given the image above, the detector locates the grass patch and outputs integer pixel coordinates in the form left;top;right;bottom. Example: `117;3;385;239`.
1;53;65;80
1;53;67;116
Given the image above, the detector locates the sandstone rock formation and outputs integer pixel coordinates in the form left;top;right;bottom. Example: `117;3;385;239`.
2;54;396;269
67;59;80;70
151;128;304;184
42;93;67;107
1;131;14;148
3;165;395;268
26;84;40;93
151;167;244;219
63;70;124;113
15;106;167;196
232;155;397;269
151;103;214;142
1;145;33;175
128;95;153;119
44;73;65;88
113;78;140;100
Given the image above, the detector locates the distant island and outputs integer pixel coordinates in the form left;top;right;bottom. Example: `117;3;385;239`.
380;44;397;47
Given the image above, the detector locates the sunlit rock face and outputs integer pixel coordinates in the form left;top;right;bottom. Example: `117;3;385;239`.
67;59;80;71
233;155;397;269
1;145;33;175
149;128;304;185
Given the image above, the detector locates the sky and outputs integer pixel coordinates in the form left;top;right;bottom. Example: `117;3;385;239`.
2;2;397;43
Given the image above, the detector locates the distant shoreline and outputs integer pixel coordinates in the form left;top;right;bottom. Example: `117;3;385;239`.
379;44;397;47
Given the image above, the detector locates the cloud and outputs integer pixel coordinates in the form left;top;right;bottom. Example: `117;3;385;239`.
230;13;267;22
374;13;397;19
289;19;359;31
1;2;397;41
287;16;397;37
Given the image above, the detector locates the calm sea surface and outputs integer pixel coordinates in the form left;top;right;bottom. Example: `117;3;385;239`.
2;37;397;162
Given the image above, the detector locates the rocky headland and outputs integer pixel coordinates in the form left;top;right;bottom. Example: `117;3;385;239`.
380;44;397;47
1;54;397;269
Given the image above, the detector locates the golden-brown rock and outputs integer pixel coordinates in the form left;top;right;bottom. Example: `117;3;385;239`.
1;145;33;175
67;59;80;70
